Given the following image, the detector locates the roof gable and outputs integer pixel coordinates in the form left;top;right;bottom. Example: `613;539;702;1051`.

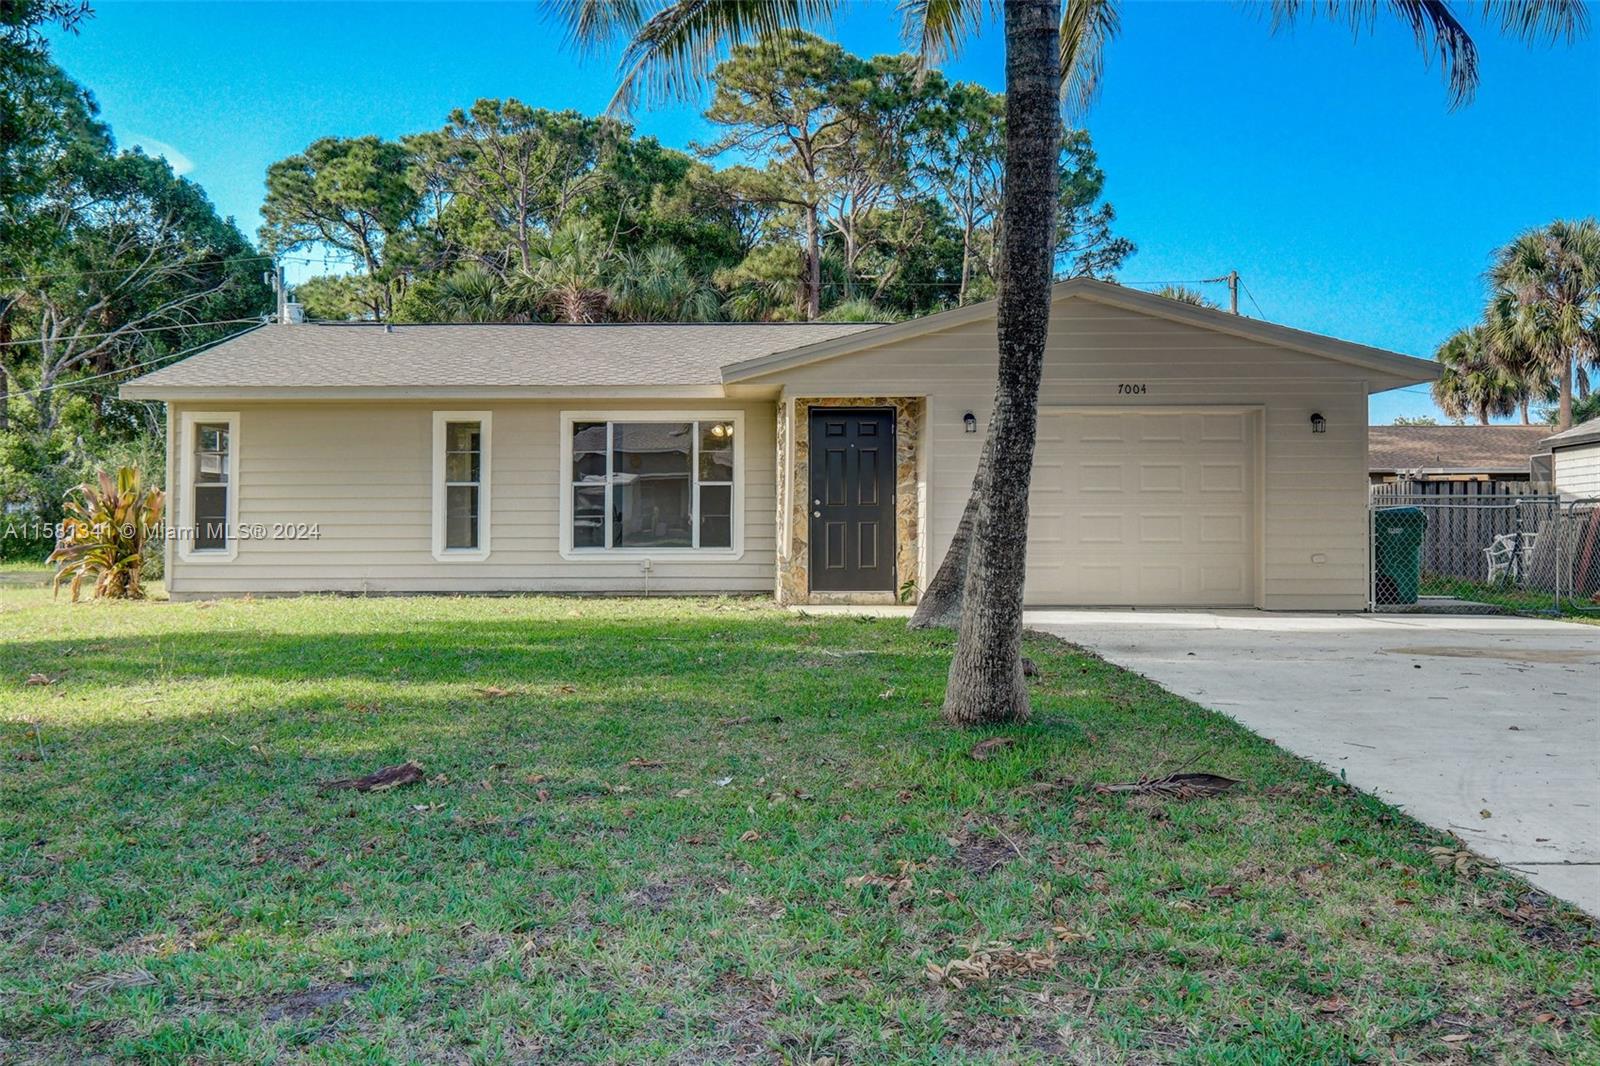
720;277;1438;388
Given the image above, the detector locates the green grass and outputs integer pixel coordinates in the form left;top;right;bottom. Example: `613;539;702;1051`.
1;591;1595;1064
1419;574;1600;624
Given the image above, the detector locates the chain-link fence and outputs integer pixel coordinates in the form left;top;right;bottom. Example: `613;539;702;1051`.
1369;485;1600;616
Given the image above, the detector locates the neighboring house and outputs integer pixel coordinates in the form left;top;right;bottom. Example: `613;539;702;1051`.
1367;425;1550;484
1544;417;1600;497
120;278;1435;609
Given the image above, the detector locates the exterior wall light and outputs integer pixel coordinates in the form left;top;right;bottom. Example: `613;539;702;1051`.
1310;412;1327;434
963;411;978;433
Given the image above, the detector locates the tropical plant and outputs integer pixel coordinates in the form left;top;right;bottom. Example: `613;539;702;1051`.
1431;326;1525;425
1154;284;1218;308
510;220;616;322
1545;392;1600;427
817;297;900;323
49;466;164;601
404;263;517;323
562;0;1586;728
1485;217;1600;431
610;244;723;321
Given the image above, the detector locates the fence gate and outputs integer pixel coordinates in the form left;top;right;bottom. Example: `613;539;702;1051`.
1369;483;1600;616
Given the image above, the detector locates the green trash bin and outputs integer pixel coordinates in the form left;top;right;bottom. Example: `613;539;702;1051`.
1373;506;1427;605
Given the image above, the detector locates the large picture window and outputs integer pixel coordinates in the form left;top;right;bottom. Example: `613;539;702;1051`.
565;415;739;554
432;411;492;560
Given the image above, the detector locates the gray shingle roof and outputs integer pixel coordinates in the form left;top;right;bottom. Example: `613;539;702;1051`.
1542;416;1600;450
121;321;882;395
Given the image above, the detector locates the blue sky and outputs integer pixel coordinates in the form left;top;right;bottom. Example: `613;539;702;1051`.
49;1;1600;423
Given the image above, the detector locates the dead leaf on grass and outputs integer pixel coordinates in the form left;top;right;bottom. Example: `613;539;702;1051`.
1314;996;1350;1014
968;737;1015;761
1098;772;1238;799
24;673;56;686
626;757;664;770
924;942;1057;990
475;685;519;699
846;859;924;894
318;761;425;793
1429;845;1493;877
71;967;156;999
739;829;761;843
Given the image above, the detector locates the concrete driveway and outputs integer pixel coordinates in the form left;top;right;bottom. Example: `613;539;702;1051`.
1025;610;1600;915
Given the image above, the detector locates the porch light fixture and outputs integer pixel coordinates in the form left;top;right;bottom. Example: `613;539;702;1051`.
963;411;977;433
1310;412;1327;434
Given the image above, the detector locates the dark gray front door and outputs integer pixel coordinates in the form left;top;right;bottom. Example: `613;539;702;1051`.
808;408;895;592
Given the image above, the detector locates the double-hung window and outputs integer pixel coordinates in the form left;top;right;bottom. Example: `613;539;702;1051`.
432;411;491;560
564;413;740;555
179;411;238;560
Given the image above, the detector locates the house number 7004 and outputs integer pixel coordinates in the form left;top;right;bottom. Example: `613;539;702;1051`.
1117;383;1148;394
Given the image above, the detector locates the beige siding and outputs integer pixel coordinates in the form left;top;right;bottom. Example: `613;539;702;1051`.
1553;443;1600;497
765;296;1373;610
166;399;777;598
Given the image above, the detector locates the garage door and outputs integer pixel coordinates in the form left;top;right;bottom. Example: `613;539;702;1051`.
1026;409;1256;606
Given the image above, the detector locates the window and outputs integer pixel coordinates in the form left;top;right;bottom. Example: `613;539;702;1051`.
432;411;492;560
193;422;230;550
562;413;741;555
178;411;238;561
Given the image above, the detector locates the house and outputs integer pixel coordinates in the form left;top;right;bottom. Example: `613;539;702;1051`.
1544;417;1600;497
1367;424;1550;484
120;278;1436;609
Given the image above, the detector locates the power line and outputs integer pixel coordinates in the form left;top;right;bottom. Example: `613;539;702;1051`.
6;323;266;403
0;255;325;286
0;317;266;347
1239;280;1266;319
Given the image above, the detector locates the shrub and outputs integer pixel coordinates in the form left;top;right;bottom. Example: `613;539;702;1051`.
49;466;165;601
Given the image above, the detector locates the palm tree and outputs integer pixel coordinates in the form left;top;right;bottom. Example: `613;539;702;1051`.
610;244;724;321
1486;218;1600;431
559;0;1587;727
430;263;513;323
511;221;616;323
1431;326;1522;425
1154;284;1218;308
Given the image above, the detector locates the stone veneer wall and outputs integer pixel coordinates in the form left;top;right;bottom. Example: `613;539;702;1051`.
776;397;924;605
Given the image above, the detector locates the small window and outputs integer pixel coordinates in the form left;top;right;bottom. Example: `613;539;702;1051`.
432;412;491;560
565;415;739;554
193;422;230;551
443;422;482;550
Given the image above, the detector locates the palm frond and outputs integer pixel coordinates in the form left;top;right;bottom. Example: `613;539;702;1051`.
1060;0;1120;119
552;0;651;52
1267;0;1481;107
604;0;840;113
904;0;992;69
1480;0;1588;43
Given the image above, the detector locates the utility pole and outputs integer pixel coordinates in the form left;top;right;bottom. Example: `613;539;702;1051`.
1201;270;1241;314
271;264;289;324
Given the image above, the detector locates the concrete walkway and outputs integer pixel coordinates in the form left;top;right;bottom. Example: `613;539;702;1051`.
1025;610;1600;915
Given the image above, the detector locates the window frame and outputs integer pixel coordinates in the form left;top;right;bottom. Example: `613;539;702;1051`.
431;410;493;562
177;410;240;563
559;410;744;560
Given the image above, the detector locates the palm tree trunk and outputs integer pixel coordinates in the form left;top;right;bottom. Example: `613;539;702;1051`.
1559;352;1574;430
941;0;1060;727
1520;399;1530;425
909;432;990;629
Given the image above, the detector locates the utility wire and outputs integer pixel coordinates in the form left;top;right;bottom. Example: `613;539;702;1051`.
1240;281;1266;319
0;255;324;286
0;317;266;347
5;323;266;403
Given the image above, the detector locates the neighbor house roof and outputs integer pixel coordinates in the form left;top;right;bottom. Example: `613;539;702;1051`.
1542;416;1600;451
720;277;1439;389
119;321;880;400
1368;425;1550;476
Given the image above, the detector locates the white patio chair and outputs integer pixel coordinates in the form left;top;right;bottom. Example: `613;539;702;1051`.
1484;531;1538;584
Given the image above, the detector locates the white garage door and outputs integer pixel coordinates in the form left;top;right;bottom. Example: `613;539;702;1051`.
1026;409;1257;606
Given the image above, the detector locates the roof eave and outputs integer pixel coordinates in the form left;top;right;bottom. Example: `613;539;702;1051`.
118;383;732;402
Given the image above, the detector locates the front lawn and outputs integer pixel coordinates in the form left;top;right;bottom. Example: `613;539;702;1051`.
2;592;1595;1064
